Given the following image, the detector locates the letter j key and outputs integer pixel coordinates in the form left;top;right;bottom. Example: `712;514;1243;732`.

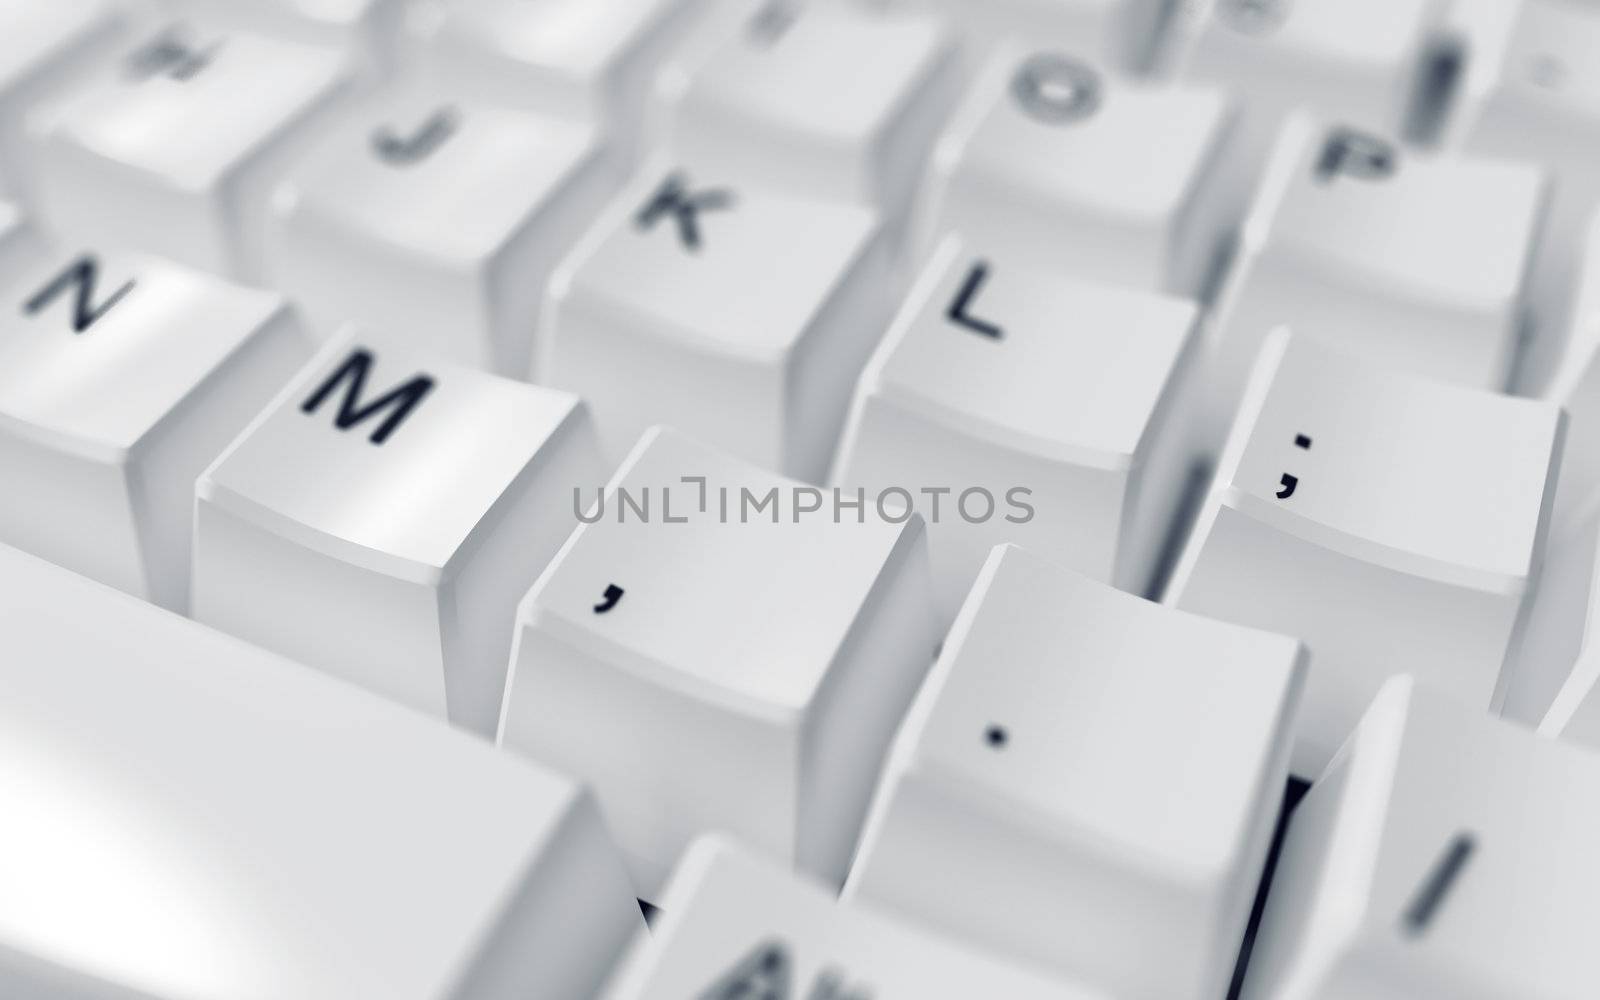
192;331;605;735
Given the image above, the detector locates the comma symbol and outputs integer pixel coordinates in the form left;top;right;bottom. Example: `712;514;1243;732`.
594;584;625;614
1276;474;1298;500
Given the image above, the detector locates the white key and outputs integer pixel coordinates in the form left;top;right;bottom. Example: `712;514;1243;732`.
1240;675;1600;1000
1167;330;1562;779
268;93;614;375
845;544;1305;1000
832;236;1203;619
1200;113;1547;442
192;333;604;735
602;837;1105;1000
659;2;962;226
32;26;362;280
1175;0;1448;214
1498;497;1600;727
542;162;892;481
0;0;126;200
412;0;706;157
172;0;400;67
1462;0;1600;392
918;44;1240;298
901;0;1175;73
0;249;311;611
498;427;939;898
1543;209;1600;533
0;541;641;1000
1541;544;1600;749
0;197;38;276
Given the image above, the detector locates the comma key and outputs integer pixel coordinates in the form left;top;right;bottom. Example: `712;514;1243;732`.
499;428;939;899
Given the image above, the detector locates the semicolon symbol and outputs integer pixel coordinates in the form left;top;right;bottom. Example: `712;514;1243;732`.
1276;474;1298;500
594;584;625;614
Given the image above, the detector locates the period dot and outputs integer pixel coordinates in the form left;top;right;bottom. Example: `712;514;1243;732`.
1294;433;1312;450
985;725;1008;749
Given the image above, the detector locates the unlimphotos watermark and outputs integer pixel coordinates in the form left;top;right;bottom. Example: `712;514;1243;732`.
574;477;1034;525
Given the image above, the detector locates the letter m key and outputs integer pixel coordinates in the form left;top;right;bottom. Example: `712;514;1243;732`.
301;349;436;445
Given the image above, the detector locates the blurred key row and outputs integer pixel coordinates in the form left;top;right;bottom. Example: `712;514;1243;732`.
6;536;1599;999
3;0;1600;998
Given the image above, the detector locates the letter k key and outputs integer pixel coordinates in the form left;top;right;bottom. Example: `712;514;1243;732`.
635;172;735;252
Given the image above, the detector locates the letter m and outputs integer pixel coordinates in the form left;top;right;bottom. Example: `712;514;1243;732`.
300;349;435;445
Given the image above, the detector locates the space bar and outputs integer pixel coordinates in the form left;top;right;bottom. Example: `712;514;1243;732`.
0;542;641;1000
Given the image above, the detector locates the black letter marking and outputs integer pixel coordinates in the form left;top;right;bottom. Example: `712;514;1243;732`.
126;31;221;81
807;970;873;1000
747;0;800;43
1218;0;1289;35
1403;833;1476;936
300;349;435;446
699;939;792;1000
372;106;460;166
636;173;734;252
1011;53;1101;125
594;584;624;614
23;256;135;333
948;262;1003;339
1315;127;1398;184
1276;474;1298;500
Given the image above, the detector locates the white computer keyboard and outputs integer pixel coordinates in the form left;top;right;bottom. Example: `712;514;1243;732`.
2;0;1599;998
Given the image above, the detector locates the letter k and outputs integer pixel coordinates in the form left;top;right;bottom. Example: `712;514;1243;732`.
635;172;734;252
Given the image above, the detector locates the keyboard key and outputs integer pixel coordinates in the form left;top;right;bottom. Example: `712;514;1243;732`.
412;0;706;157
1201;113;1547;440
1240;675;1600;1000
268;94;614;374
172;0;401;67
1175;0;1448;211
902;0;1175;73
0;249;311;611
0;541;642;1000
659;2;962;226
0;197;38;276
543;163;892;481
918;44;1239;298
192;334;604;735
845;543;1305;1000
832;236;1203;617
602;837;1102;1000
1541;572;1600;751
498;427;939;898
1463;0;1600;392
0;0;125;199
33;26;362;280
1167;330;1562;779
1543;209;1600;533
1498;497;1600;728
